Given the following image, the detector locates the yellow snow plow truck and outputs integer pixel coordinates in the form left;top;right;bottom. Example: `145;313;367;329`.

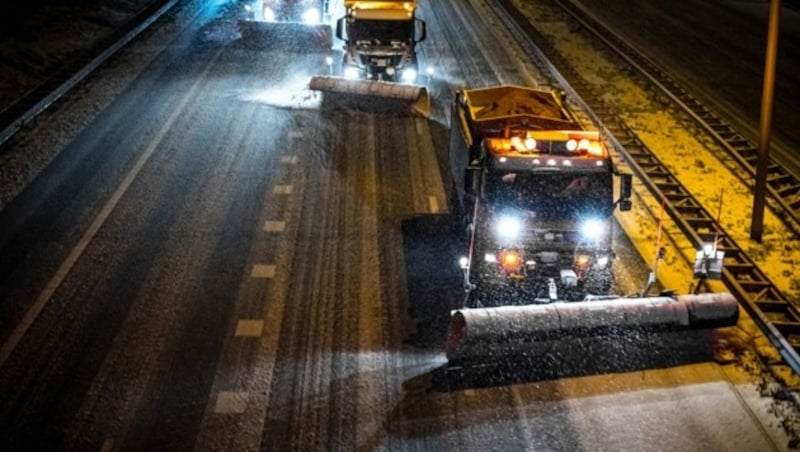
309;0;430;117
445;85;739;363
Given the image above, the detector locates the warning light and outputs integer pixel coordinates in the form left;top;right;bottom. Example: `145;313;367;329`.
575;254;591;268
499;250;523;272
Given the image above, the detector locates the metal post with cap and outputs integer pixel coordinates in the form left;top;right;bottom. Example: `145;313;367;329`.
751;0;781;242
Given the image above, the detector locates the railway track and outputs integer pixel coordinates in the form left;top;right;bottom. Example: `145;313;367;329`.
554;0;800;236
490;0;800;384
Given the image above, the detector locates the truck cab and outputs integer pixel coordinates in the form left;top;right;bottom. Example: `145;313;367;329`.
336;1;426;83
243;0;329;24
450;86;632;306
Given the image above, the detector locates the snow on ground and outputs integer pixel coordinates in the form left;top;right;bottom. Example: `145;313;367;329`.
512;0;800;302
0;0;180;211
2;0;800;445
0;0;158;108
512;0;800;443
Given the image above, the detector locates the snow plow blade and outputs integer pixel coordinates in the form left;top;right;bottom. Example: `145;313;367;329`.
239;21;332;51
446;293;739;363
309;76;431;117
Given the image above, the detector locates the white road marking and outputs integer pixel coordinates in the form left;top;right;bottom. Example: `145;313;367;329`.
510;385;537;450
214;391;248;414
0;48;225;368
263;220;286;232
195;128;306;448
235;320;264;337
250;265;276;279
429;195;440;213
272;185;293;195
288;131;304;139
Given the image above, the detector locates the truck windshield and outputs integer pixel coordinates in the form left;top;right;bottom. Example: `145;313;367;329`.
486;171;613;218
348;19;414;43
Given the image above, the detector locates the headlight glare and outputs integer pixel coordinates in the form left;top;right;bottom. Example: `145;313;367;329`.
580;218;605;240
343;66;361;80
401;67;417;82
495;215;522;240
303;8;321;24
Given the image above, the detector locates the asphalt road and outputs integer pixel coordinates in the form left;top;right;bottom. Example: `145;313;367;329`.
0;0;791;450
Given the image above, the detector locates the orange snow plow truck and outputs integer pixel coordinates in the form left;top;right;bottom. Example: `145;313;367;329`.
445;85;739;363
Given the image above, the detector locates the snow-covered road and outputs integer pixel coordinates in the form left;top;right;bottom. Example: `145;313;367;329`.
0;0;798;450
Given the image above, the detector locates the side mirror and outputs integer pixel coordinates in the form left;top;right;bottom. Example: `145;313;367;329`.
464;166;480;196
415;19;427;43
336;17;346;41
620;173;632;198
618;173;632;211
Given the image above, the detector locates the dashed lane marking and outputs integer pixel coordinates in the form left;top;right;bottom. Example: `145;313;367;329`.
263;221;286;232
273;185;293;195
429;195;440;213
235;320;264;337
214;391;248;414
250;265;276;279
280;155;298;164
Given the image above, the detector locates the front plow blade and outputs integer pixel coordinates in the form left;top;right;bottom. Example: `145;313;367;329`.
309;76;431;117
445;293;739;363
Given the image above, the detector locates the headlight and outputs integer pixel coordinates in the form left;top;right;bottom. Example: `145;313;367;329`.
400;68;417;83
303;8;321;24
495;215;522;240
596;255;609;268
262;7;276;22
524;137;536;151
580;218;605;240
343;66;361;80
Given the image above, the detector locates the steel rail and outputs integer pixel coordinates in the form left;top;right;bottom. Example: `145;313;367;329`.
0;0;178;149
553;0;800;235
492;0;800;376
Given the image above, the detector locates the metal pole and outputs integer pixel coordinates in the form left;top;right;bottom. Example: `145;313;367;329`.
751;0;781;242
